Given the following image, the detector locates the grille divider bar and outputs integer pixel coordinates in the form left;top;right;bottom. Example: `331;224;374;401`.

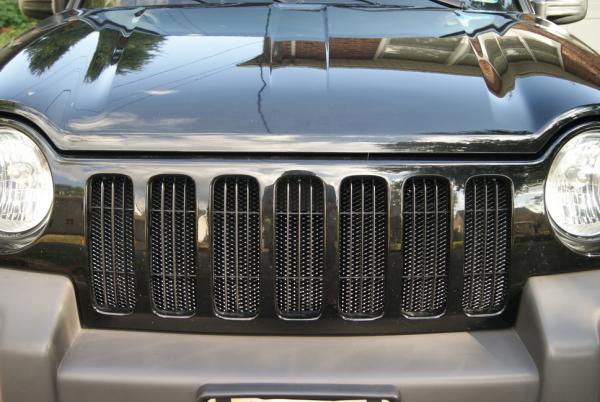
297;179;301;310
491;180;499;307
370;178;376;313
286;180;290;313
309;181;314;304
410;180;416;311
160;180;166;311
182;179;188;310
432;179;439;312
421;178;427;311
468;181;477;310
246;177;250;312
235;178;239;310
360;180;365;313
224;179;228;311
171;180;177;312
110;180;117;307
349;180;353;312
100;180;107;307
482;178;489;309
121;179;129;307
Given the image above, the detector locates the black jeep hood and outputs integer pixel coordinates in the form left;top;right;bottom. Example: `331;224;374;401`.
1;5;600;154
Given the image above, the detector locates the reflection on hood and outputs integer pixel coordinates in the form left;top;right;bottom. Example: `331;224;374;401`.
0;5;599;154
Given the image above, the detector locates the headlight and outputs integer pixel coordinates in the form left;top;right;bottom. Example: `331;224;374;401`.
0;126;53;235
546;131;600;252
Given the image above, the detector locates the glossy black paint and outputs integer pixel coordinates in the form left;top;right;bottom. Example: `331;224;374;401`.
1;117;600;334
0;5;600;154
0;3;600;334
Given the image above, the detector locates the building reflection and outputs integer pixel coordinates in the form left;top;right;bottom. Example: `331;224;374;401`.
243;21;600;96
24;6;600;93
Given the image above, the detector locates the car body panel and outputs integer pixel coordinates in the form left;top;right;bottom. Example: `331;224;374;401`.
0;6;600;154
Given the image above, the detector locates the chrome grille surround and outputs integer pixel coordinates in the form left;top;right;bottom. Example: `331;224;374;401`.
339;176;388;320
401;176;451;318
149;175;197;316
212;176;261;319
72;157;533;335
462;176;512;316
274;176;325;320
88;174;136;314
84;171;513;325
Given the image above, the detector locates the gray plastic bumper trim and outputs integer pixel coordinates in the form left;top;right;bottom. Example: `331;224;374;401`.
0;269;78;402
0;267;599;402
58;329;537;402
516;270;600;402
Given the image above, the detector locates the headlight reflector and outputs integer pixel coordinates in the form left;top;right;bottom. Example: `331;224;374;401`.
0;127;53;234
546;131;600;239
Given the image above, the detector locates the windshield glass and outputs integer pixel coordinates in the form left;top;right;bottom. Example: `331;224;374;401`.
82;0;520;12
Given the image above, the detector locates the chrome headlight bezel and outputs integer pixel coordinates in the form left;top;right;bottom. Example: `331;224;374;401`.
0;120;54;254
545;127;600;256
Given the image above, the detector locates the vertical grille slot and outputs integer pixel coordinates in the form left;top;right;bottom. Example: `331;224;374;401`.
212;176;261;319
88;175;136;314
462;176;511;315
149;176;197;316
401;176;450;317
339;176;387;319
274;176;325;319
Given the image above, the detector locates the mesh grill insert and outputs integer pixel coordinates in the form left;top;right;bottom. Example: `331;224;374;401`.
212;176;261;318
274;176;325;319
401;176;450;317
462;176;511;315
149;176;197;316
88;175;136;313
339;176;387;319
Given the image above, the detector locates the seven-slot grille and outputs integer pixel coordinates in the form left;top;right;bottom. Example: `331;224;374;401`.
88;175;136;313
401;177;450;317
274;176;325;319
149;176;197;316
212;176;261;319
462;176;512;315
339;176;388;319
86;174;512;321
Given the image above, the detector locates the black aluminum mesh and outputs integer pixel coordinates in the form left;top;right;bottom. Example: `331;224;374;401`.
149;176;197;316
401;177;450;317
88;175;136;313
274;176;325;319
339;176;387;319
462;176;511;315
212;176;261;318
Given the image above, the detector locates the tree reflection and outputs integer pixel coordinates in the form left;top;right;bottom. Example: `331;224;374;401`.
26;19;164;82
26;21;91;75
85;29;164;81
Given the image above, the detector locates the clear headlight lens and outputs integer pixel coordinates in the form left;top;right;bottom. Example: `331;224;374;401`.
0;127;53;234
546;131;600;238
